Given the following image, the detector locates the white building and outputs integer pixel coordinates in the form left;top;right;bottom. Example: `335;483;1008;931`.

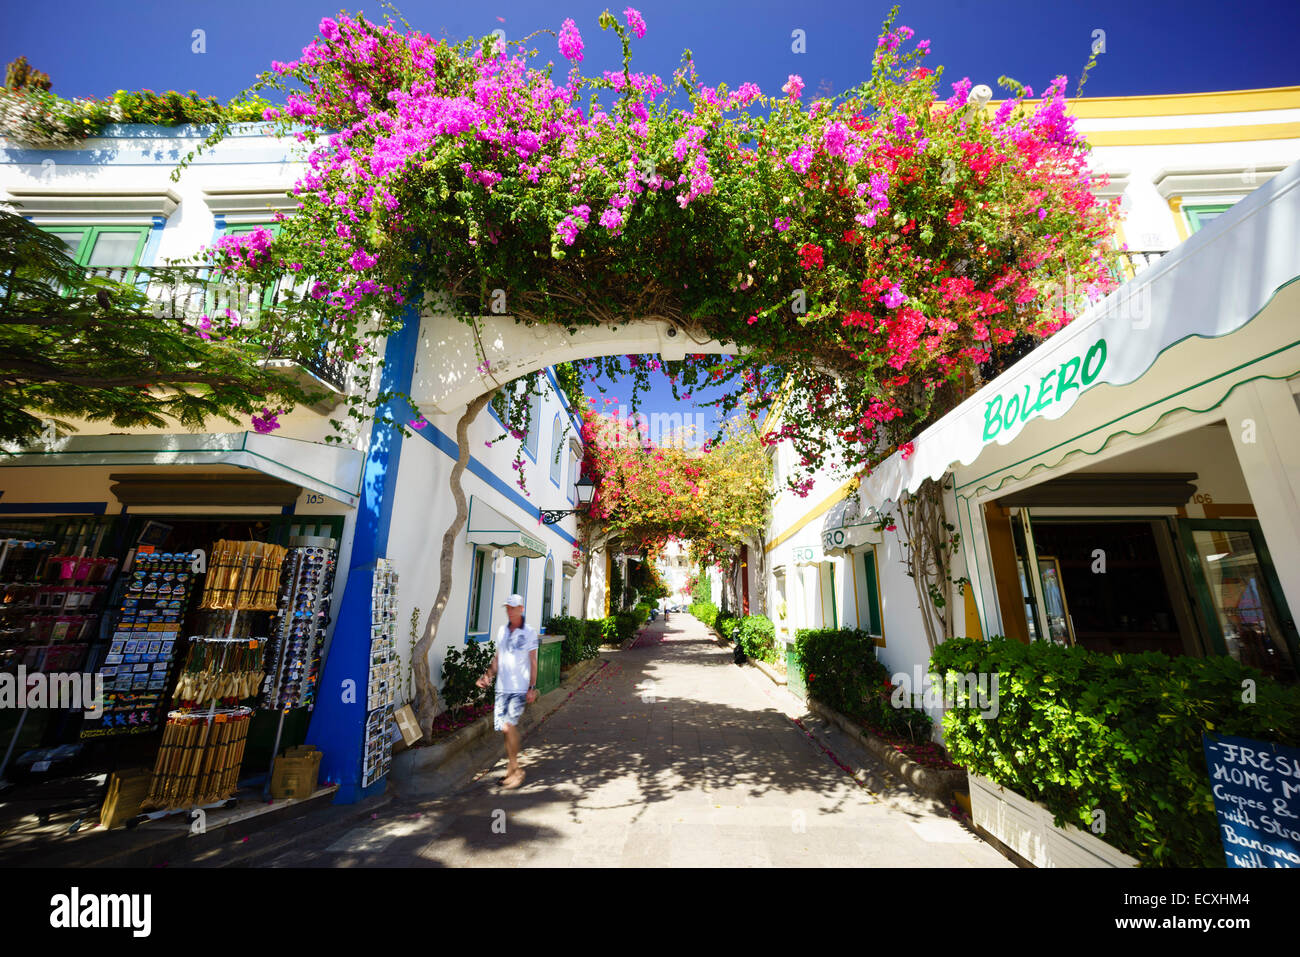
760;86;1300;728
0;122;595;801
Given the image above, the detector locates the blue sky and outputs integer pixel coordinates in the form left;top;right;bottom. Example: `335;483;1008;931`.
7;0;1297;434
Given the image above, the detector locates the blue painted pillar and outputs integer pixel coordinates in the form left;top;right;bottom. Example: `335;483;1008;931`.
305;303;421;804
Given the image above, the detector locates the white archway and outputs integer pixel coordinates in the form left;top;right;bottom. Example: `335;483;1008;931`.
410;312;738;414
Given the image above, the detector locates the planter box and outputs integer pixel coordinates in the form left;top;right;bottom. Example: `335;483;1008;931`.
784;644;806;699
537;634;562;695
967;772;1139;868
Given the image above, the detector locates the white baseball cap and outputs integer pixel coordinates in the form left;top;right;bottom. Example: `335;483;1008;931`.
503;594;525;608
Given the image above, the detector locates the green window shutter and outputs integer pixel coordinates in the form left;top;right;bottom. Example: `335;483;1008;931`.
863;549;881;636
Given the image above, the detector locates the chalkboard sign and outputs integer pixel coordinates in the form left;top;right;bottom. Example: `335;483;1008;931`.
1202;734;1300;868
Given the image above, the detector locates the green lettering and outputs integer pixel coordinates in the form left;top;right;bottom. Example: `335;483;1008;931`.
1018;383;1034;422
1003;391;1021;429
983;395;1004;441
1036;369;1057;412
1056;356;1081;400
1082;337;1107;385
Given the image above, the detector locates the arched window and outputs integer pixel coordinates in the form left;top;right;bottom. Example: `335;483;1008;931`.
549;412;564;486
542;556;555;621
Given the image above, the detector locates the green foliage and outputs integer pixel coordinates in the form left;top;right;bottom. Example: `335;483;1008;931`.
690;601;719;628
543;615;603;667
734;615;777;664
0;86;270;147
715;610;739;643
613;610;640;643
0;210;315;444
930;636;1300;867
439;639;496;716
6;56;51;93
551;361;587;413
690;568;714;606
793;628;887;717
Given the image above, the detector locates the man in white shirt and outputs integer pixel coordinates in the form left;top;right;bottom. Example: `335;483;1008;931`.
476;594;539;789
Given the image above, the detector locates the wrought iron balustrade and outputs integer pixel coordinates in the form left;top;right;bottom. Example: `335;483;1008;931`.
81;265;350;392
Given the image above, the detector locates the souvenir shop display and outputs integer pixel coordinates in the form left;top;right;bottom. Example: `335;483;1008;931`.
361;559;398;787
362;705;393;788
172;637;266;707
260;538;338;799
200;540;287;612
0;539;115;675
261;542;337;712
81;552;191;738
135;540;287;815
141;707;253;810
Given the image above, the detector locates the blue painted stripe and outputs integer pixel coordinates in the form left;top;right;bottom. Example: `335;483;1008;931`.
0;502;107;514
411;422;578;547
544;365;585;436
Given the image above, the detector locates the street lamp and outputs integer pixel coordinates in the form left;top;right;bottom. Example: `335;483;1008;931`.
540;475;595;525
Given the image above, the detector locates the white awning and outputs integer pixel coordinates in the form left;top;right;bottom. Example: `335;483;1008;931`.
0;431;363;507
465;496;546;559
861;156;1300;508
820;494;880;555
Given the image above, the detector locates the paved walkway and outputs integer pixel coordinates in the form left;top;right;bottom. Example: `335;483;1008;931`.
261;615;1010;867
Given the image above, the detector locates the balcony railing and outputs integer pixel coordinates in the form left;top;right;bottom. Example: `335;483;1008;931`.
1107;249;1166;285
82;266;351;393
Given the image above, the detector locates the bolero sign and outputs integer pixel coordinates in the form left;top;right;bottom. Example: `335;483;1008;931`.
982;338;1108;441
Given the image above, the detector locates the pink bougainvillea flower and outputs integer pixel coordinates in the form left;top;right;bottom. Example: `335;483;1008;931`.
558;18;584;61
624;7;647;38
252;408;282;434
782;74;804;100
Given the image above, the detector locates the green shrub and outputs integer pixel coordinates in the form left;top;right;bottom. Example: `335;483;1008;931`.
931;636;1300;867
690;601;719;628
613;611;639;643
793;628;886;718
440;639;496;715
735;615;777;664
543;615;593;668
715;610;738;642
632;603;651;627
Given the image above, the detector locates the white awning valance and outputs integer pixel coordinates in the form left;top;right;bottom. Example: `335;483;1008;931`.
0;431;363;507
465;496;546;558
861;157;1300;509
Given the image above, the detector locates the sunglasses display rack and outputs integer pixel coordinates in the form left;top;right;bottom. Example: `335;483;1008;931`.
81;552;193;739
260;540;338;800
361;559;399;788
261;543;336;713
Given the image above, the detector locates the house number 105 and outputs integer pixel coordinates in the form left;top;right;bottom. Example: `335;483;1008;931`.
304;493;325;504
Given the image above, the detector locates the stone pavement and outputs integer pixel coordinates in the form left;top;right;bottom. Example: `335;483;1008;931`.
251;614;1011;867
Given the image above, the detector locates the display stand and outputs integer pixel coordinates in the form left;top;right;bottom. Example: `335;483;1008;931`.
261;536;338;800
362;559;398;788
81;551;193;738
136;542;283;821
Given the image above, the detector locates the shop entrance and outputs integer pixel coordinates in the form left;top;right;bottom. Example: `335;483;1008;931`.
1179;518;1298;683
1012;517;1196;656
